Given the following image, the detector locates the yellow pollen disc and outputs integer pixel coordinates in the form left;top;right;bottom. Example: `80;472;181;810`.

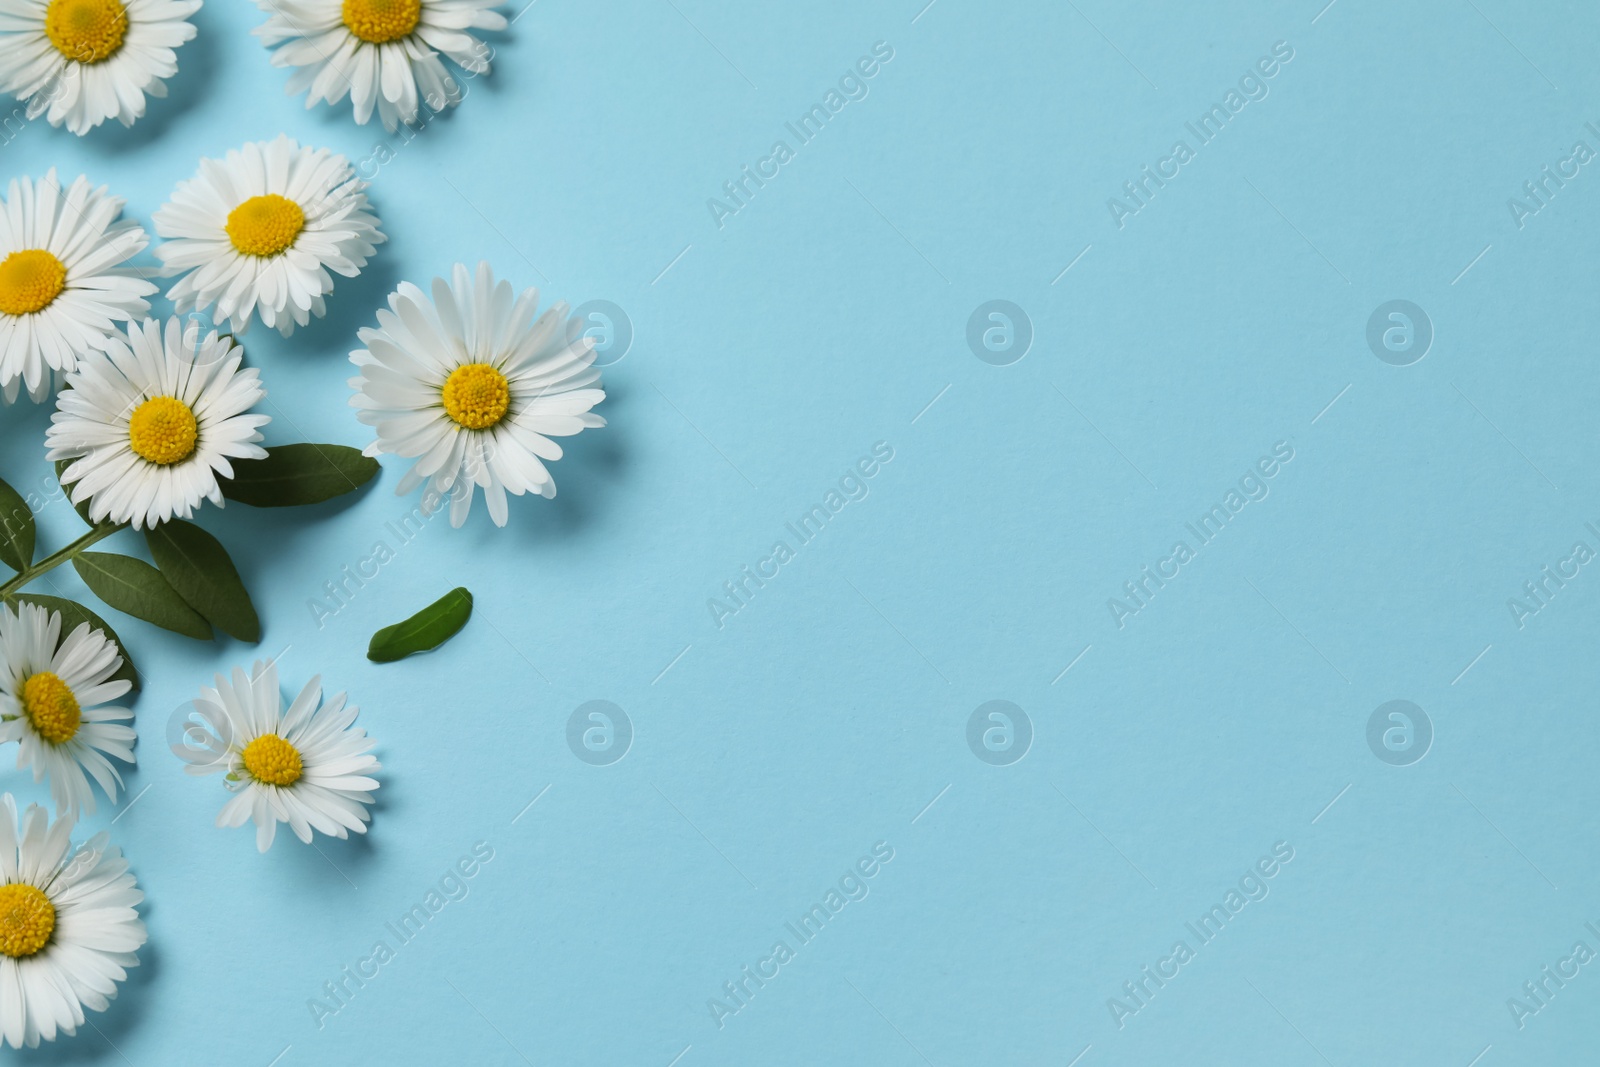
0;884;55;959
242;734;303;787
0;249;67;316
341;0;421;43
21;672;80;746
127;396;199;466
225;194;306;258
441;363;510;430
44;0;127;63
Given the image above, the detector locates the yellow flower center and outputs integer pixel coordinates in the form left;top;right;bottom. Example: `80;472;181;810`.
441;363;510;430
0;884;54;959
225;194;306;258
242;734;303;787
44;0;128;63
21;672;80;745
341;0;421;43
127;396;199;466
0;249;67;316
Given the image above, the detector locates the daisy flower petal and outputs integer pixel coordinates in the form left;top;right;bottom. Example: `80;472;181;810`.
46;317;270;530
350;261;605;528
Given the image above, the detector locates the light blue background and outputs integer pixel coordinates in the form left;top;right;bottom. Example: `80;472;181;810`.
2;0;1599;1062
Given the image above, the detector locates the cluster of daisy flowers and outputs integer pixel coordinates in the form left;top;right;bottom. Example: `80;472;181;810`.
4;137;607;523
0;0;617;1046
0;0;503;135
0;135;379;414
2;605;378;848
0;141;607;1053
0;597;380;1045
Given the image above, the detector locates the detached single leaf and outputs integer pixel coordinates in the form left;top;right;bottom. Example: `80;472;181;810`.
220;444;379;507
368;587;473;663
73;551;211;640
9;594;139;693
145;520;260;642
0;476;32;572
54;459;96;526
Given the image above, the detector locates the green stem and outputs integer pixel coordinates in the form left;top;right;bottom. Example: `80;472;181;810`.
0;523;125;599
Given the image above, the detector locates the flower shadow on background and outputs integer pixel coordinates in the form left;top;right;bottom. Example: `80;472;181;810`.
273;778;390;888
0;394;51;455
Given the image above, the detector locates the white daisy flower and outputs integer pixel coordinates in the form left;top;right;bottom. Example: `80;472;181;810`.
46;317;270;531
182;660;380;853
0;0;199;135
0;793;146;1049
153;135;385;336
253;0;505;132
0;603;134;818
349;262;606;527
0;170;157;404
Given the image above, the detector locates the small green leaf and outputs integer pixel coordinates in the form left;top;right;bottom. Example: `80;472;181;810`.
8;594;139;693
54;459;97;526
0;477;32;572
145;520;260;642
220;444;379;507
367;587;473;663
73;551;211;640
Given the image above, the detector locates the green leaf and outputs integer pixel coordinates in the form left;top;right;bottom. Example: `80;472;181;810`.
368;587;473;663
72;551;211;640
220;444;379;507
54;459;104;527
8;594;139;693
0;476;32;572
145;520;260;642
